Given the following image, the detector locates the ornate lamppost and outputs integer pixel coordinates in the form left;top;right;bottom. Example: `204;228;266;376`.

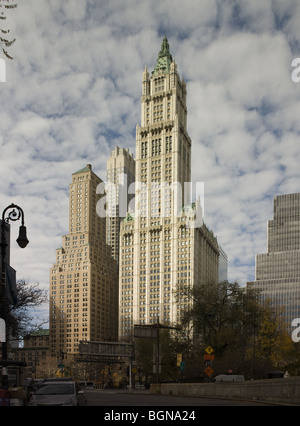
0;204;29;390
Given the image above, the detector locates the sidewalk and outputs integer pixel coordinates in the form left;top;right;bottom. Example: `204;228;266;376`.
91;388;150;395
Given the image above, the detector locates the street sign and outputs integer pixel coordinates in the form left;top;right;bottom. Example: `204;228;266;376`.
204;366;214;377
134;326;157;339
177;353;182;367
132;368;137;374
79;341;133;358
204;354;215;361
205;346;214;355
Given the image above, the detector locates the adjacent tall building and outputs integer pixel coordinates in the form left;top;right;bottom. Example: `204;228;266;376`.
106;147;135;263
218;246;228;283
118;37;220;338
249;193;300;330
49;165;118;358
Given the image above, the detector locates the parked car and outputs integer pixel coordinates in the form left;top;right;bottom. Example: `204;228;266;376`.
135;383;146;390
213;374;245;383
27;379;44;393
28;379;86;406
79;381;94;389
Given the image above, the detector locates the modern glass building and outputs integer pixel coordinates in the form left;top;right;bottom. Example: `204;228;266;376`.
218;246;228;283
249;193;300;331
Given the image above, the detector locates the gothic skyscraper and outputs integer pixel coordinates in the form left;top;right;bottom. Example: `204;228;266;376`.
118;38;220;338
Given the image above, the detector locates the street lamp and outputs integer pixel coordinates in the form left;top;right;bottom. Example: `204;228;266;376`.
0;204;29;390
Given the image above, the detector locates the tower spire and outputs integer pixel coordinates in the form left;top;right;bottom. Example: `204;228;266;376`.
153;36;173;75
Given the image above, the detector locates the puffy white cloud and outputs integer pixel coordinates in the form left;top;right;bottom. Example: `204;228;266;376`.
1;0;300;323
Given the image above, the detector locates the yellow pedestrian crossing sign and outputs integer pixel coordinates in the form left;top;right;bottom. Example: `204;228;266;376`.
205;346;214;355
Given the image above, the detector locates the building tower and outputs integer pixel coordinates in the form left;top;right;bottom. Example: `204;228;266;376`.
106;146;135;263
49;165;118;358
118;38;219;338
218;246;228;283
249;192;300;331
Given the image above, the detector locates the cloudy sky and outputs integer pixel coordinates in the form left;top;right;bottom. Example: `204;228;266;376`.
1;0;300;322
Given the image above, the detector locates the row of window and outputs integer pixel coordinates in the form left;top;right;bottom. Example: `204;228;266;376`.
141;136;173;159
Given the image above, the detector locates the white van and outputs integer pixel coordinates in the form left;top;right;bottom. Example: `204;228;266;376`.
213;374;245;383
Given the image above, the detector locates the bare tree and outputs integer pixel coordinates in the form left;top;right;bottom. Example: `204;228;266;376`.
8;280;48;344
0;0;17;59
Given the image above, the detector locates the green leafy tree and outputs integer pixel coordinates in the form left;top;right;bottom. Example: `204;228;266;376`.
256;299;293;366
176;281;267;377
178;281;263;354
135;330;179;383
175;281;300;379
135;338;153;384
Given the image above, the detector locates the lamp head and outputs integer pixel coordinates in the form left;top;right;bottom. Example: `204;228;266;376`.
16;225;29;248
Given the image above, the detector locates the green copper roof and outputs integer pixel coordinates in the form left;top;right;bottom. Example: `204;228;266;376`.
28;329;50;337
124;212;134;222
153;36;173;76
182;202;196;212
73;164;92;175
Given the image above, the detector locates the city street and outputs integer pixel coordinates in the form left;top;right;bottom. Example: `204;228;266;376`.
84;389;272;407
